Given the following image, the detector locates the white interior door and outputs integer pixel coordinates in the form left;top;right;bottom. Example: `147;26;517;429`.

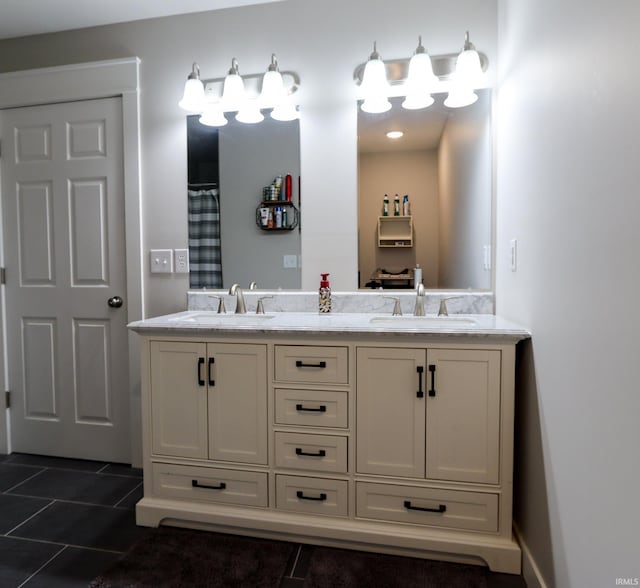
1;97;130;463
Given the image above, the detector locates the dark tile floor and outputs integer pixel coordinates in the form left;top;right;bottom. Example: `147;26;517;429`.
0;453;526;587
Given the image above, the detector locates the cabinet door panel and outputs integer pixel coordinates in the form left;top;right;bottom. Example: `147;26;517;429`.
426;349;501;484
356;347;426;477
150;341;208;458
208;343;268;464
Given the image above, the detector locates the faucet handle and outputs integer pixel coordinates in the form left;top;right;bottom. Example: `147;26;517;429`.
438;296;460;317
208;295;226;314
256;296;273;314
383;296;402;316
249;281;258;290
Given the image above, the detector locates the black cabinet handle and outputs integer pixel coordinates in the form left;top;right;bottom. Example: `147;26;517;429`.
192;479;226;491
403;500;446;513
296;490;327;501
416;365;424;398
428;364;436;397
295;403;327;413
197;357;205;386
208;357;215;386
295;360;327;369
295;448;327;458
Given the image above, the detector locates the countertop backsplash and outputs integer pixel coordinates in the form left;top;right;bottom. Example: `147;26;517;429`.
187;290;494;316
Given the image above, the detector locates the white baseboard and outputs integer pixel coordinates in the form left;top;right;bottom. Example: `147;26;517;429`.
513;524;549;588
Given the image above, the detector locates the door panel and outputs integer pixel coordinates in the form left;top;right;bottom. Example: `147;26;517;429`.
2;97;130;462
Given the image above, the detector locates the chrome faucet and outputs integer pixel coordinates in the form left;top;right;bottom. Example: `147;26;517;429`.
413;283;426;316
228;283;247;314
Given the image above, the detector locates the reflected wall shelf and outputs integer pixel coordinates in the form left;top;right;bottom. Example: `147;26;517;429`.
377;216;413;247
256;201;299;231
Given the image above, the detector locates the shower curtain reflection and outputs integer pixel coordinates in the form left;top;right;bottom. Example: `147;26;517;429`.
188;184;222;288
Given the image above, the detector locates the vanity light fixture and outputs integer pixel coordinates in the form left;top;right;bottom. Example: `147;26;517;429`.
402;36;438;110
360;42;392;114
354;32;488;114
180;54;300;127
178;63;206;113
444;31;485;108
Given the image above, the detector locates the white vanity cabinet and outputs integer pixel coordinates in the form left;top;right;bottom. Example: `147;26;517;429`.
134;322;525;575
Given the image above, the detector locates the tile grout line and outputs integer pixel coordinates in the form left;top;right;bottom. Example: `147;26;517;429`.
286;544;302;578
16;544;68;588
2;467;47;494
4;499;55;536
113;480;143;508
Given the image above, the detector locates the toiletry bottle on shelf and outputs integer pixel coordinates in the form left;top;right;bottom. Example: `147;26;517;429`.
403;194;410;216
383;194;389;216
319;273;332;313
285;174;292;201
275;206;283;228
394;194;400;216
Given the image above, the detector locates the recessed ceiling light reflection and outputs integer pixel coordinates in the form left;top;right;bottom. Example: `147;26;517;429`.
386;131;404;139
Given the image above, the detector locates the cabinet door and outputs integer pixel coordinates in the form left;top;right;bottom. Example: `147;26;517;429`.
150;341;208;459
425;349;501;484
356;347;426;477
207;343;268;465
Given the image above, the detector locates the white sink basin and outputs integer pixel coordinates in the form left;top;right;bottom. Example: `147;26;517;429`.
369;315;477;328
172;313;276;323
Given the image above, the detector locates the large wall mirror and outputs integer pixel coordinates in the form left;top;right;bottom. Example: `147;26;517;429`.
187;113;301;290
358;90;492;290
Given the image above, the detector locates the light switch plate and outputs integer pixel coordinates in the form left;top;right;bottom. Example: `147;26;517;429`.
150;249;173;273
283;254;297;269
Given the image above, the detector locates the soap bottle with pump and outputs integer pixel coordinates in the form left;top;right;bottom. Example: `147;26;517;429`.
319;273;332;313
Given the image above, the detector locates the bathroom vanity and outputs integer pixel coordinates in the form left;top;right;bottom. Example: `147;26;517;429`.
129;309;529;574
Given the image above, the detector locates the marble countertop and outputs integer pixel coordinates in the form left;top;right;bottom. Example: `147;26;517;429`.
128;311;530;341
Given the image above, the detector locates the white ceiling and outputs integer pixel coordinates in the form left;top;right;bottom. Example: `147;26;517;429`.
0;0;282;40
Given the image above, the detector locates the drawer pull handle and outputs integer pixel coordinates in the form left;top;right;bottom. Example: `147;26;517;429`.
192;479;226;491
295;448;327;458
416;365;424;398
428;364;436;397
295;360;327;369
197;358;205;386
295;403;327;413
296;490;327;501
403;500;446;514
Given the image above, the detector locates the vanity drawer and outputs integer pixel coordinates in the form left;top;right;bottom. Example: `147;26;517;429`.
356;482;498;532
274;345;348;385
275;432;348;473
275;388;348;428
276;474;348;517
151;462;268;508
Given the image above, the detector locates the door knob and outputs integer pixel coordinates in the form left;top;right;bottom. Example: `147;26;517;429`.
107;295;124;308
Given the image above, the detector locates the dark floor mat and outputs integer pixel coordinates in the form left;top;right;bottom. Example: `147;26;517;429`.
303;546;488;588
90;526;295;588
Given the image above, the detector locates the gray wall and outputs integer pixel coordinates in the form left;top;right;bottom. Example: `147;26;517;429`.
497;0;640;586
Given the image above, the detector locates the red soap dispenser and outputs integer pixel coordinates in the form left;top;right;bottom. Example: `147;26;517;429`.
319;273;332;313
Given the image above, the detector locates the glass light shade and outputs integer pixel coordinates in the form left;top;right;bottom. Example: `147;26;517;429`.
260;69;286;107
361;96;392;114
455;48;484;87
402;51;437;110
361;58;389;97
178;78;206;113
222;73;245;111
271;100;299;122
235;100;264;124
444;84;478;108
199;105;228;127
